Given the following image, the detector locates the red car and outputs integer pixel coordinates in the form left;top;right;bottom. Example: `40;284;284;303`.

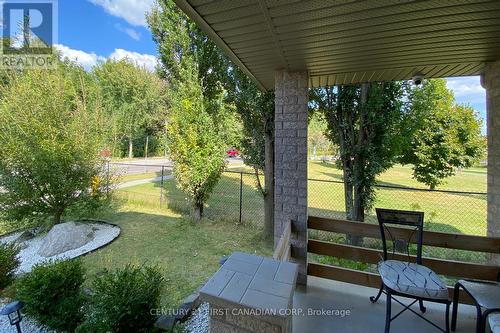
227;148;239;157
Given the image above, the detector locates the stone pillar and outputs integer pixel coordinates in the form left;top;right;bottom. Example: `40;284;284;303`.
483;60;500;264
274;70;308;285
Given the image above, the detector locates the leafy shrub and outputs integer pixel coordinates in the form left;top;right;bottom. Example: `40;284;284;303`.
0;64;108;228
0;242;20;289
77;265;163;333
17;259;85;332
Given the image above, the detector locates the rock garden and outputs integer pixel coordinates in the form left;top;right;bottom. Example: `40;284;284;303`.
0;221;121;333
0;211;272;333
1;221;120;274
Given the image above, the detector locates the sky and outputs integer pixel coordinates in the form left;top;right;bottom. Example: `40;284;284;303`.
55;1;487;133
56;0;157;71
445;76;486;134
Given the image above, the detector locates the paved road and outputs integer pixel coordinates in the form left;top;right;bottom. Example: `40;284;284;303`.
110;157;244;167
110;157;244;176
110;161;171;176
117;175;173;189
112;156;246;190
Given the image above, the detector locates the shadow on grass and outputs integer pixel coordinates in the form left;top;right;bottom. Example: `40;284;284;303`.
309;161;486;201
311;161;338;169
374;181;487;201
459;168;487;175
424;221;463;234
84;207;272;309
314;172;344;182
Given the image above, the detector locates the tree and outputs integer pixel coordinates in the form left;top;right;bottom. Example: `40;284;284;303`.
223;109;244;150
167;69;226;222
0;62;107;228
308;112;336;159
227;68;275;239
148;0;227;117
400;79;484;189
149;1;277;234
148;0;226;222
149;0;238;148
310;82;403;245
93;59;167;158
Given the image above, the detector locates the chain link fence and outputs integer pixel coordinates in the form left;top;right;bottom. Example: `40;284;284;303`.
307;178;487;265
159;170;264;225
308;178;487;236
111;163;486;235
111;163;487;263
112;166;264;225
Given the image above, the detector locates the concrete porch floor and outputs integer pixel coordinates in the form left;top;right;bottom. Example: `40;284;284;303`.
293;276;478;333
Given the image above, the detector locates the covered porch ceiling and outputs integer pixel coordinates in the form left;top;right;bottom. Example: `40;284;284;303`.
174;0;500;90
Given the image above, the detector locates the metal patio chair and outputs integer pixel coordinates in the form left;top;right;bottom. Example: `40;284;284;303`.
451;279;500;333
370;208;451;333
489;312;500;333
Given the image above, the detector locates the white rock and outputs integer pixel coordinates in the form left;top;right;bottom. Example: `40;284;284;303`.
37;222;95;257
0;221;120;274
184;303;209;333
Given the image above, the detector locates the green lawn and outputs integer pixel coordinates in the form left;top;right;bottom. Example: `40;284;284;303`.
99;171;267;307
307;161;488;267
117;163;487;237
308;161;486;192
81;197;271;309
115;162;487;265
308;178;486;235
308;161;486;236
117;171;264;226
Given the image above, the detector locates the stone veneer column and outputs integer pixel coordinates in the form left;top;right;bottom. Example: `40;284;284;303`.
481;60;500;265
484;60;500;265
274;70;308;285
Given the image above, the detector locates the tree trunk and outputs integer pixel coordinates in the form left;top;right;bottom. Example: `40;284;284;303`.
344;164;360;245
50;208;64;230
352;179;365;222
350;184;364;246
113;135;118;158
343;164;354;220
263;132;275;240
128;137;134;159
193;203;203;223
343;155;359;245
348;83;369;246
53;211;62;225
144;135;149;160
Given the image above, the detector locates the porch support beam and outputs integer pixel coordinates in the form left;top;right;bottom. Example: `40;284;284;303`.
274;70;308;285
484;59;500;265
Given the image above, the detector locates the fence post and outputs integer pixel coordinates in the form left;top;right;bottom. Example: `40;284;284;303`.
160;165;165;207
239;172;243;224
106;160;110;197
